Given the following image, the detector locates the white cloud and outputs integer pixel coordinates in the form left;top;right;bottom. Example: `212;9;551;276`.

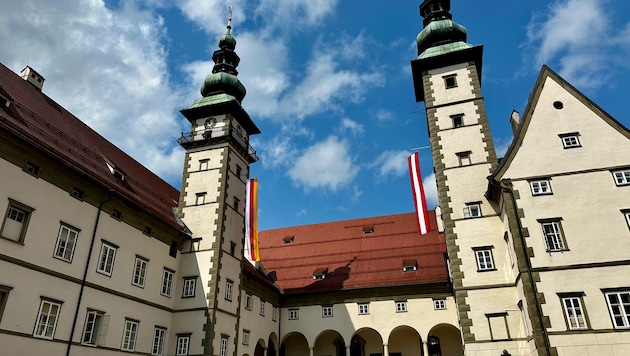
351;185;363;203
340;118;364;136
370;150;410;179
376;109;394;121
288;136;358;191
0;0;186;184
422;173;438;209
525;0;630;88
255;0;338;31
178;0;247;36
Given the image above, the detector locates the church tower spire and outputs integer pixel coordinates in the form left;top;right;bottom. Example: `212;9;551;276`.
175;8;260;356
409;2;531;355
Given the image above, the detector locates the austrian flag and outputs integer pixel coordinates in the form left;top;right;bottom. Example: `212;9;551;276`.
245;178;260;262
408;152;431;235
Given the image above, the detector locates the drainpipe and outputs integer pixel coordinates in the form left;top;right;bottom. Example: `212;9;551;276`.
65;189;114;356
500;180;551;356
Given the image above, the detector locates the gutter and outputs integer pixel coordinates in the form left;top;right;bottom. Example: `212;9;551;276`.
65;189;114;356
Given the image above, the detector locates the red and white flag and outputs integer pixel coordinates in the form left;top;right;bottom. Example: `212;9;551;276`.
245;178;260;263
408;152;430;235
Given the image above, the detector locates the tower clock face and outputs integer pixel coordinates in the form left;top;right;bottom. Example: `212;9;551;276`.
204;117;217;129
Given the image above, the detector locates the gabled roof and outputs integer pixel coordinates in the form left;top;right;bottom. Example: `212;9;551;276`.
258;212;447;295
0;63;182;231
492;65;630;181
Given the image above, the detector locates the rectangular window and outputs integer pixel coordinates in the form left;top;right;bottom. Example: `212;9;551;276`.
225;280;233;301
540;220;566;252
475;249;495;271
456;151;472;167
2;199;34;243
272;307;278;321
245;294;252;310
322;306;333;317
530;179;552;195
233;197;240;211
34;299;62;339
451;114;464;128
486;313;510;341
152;327;167;355
395;301;407;313
559;133;581;148
236;165;242;178
242;330;250;345
463;202;482;218
71;188;84;200
443;74;458;89
182;277;196;298
199;159;209;171
434;299;446;310
111;209;122;220
97;242;117;276
358;303;369;315
25;162;40;177
196;193;206;205
121;319;139;351
53;224;79;263
132;256;148;288
260;300;265;316
624;210;630;229
0;286;12;322
82;310;107;346
220;336;229;356
605;290;630;329
161;269;174;297
289;308;299;320
613;169;630;186
176;335;190;356
561;296;588;330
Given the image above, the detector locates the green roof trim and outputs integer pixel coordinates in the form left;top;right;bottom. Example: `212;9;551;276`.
417;41;473;60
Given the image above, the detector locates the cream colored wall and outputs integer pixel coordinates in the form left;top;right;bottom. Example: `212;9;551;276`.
428;64;476;107
238;293;280;356
279;297;459;347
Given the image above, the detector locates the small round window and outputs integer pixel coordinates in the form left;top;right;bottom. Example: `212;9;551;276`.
553;101;564;110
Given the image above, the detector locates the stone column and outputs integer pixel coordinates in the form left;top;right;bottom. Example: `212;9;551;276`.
383;343;389;356
346;345;351;356
422;341;429;356
309;346;314;356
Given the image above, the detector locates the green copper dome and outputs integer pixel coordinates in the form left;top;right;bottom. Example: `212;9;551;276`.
201;72;246;102
218;32;236;51
416;19;469;58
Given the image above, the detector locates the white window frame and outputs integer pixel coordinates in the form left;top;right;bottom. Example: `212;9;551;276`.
540;220;566;252
457;151;472;166
613;169;630;186
195;193;206;205
272;307;278;321
132;256;148;288
121;319;139;352
530;179;552;195
624;211;630;229
176;335;190;356
245;294;252;310
81;310;107;346
475;249;495;271
33;299;61;339
2;199;34;243
199;159;209;171
358;303;369;315
260;300;265;316
605;291;630;329
152;326;167;356
322;306;333;318
183;277;196;298
242;330;250;345
463;203;482;218
220;336;229;356
395;301;407;313
560;134;581;148
561;297;588;330
97;242;117;276
288;308;299;320
161;269;174;297
434;299;446;310
53;224;79;263
225;280;233;301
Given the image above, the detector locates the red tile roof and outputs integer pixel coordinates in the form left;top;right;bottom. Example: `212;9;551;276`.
0;63;181;230
259;211;447;294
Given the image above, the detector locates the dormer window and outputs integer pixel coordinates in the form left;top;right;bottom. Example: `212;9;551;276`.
143;226;152;237
313;268;328;280
282;236;294;244
559;132;581;149
403;259;418;272
106;162;125;180
362;226;374;234
71;188;84;200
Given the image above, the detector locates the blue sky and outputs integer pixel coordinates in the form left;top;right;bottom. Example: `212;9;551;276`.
1;0;629;230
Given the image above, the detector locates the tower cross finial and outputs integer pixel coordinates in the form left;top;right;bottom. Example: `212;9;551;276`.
227;6;233;33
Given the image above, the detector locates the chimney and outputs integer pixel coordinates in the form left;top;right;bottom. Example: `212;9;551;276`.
20;66;45;91
509;110;520;135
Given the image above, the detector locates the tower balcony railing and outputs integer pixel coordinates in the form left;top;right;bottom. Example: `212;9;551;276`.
177;124;258;162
